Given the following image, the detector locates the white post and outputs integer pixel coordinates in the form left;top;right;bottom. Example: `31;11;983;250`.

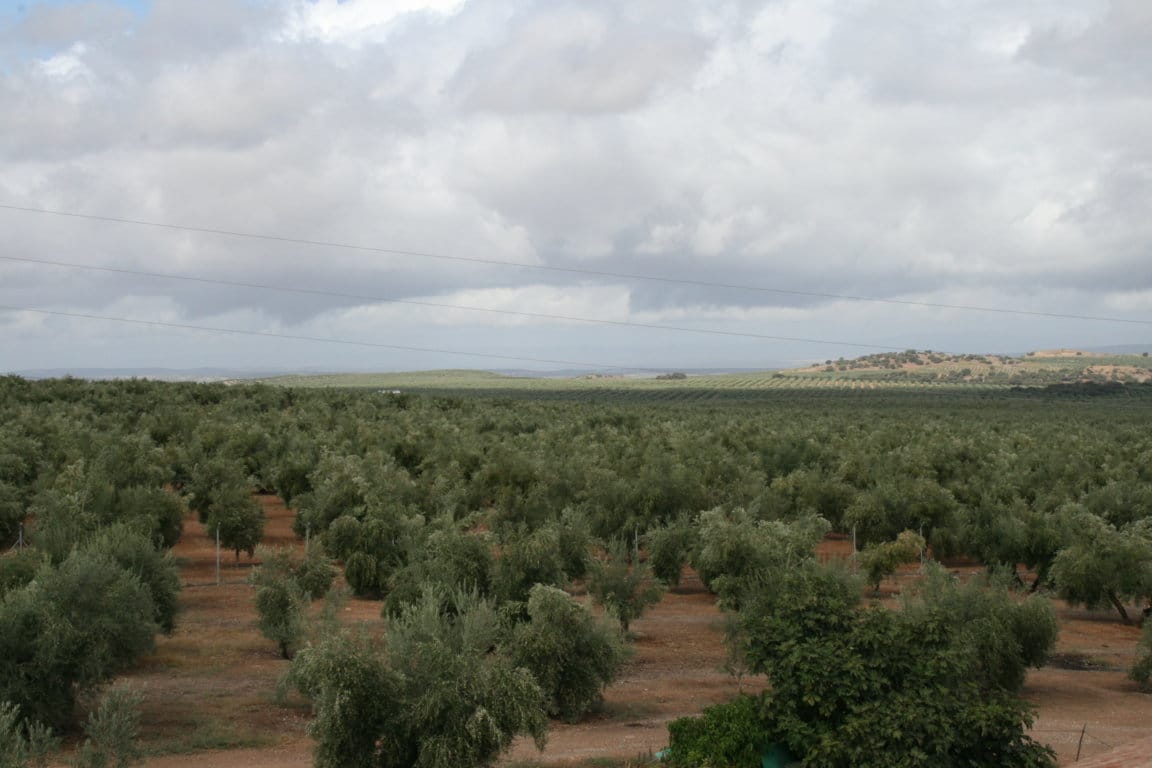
216;524;221;586
305;524;311;556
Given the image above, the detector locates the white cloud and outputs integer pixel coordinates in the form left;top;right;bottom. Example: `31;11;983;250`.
280;0;467;47
0;0;1149;373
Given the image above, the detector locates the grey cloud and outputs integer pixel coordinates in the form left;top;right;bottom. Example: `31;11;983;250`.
448;2;709;114
5;1;133;49
1022;0;1152;87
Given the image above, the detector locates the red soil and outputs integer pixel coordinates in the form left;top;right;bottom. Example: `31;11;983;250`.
110;499;1152;767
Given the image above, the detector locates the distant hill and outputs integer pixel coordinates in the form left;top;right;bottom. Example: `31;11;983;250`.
778;350;1152;386
13;350;1152;393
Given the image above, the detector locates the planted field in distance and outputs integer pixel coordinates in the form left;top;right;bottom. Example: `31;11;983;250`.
261;349;1152;400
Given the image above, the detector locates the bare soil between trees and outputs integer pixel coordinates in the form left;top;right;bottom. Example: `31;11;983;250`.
100;498;1152;767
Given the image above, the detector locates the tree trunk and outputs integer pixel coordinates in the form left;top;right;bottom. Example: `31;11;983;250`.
1108;590;1131;625
1028;563;1049;594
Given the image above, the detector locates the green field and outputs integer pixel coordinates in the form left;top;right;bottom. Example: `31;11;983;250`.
259;350;1152;401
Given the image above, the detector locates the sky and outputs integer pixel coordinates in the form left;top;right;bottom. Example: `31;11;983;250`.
0;0;1150;374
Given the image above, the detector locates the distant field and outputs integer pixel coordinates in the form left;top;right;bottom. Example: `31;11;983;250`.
259;351;1152;398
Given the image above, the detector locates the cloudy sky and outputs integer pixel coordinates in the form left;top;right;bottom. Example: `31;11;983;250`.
1;0;1149;374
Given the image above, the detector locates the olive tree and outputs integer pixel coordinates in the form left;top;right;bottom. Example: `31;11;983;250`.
587;539;664;632
1051;514;1152;624
505;585;629;721
250;546;335;659
680;561;1058;768
692;508;828;607
290;590;547;768
0;552;157;728
859;530;925;594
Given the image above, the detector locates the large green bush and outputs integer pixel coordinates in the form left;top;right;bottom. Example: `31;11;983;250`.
666;695;768;768
722;562;1056;768
505;585;629;722
291;590;547;768
0;552;157;728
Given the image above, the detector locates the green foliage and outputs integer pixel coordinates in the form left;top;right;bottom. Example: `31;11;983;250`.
493;525;568;604
295;543;337;600
0;483;26;551
692;508;829;606
859;530;924;592
343;552;383;598
643;517;694;588
0;551;157;728
666;695;769;768
0;701;56;768
288;632;405;768
1050;514;1152;623
730;562;1056;768
587;539;664;632
505;585;629;722
291;590;547;768
84;526;182;634
383;527;493;617
0;551;41;600
554;509;592;581
324;515;362;561
183;459;247;524
249;546;334;658
205;487;264;561
71;687;143;768
905;566;1058;693
844;477;958;547
109;486;184;550
254;577;308;660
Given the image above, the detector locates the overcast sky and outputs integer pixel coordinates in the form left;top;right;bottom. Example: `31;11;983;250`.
1;0;1149;374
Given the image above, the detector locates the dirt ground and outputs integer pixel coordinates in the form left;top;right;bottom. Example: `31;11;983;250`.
105;498;1152;767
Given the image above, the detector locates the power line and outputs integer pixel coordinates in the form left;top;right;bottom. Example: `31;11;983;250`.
2;203;1148;327
0;304;667;372
0;254;905;350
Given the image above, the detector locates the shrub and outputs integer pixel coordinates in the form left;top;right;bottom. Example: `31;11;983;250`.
506;585;629;722
84;526;181;634
250;546;335;658
323;515;362;562
0;701;56;768
692;508;828;607
493;525;567;604
859;529;924;593
666;695;769;768
0;552;157;728
587;539;664;632
343;552;382;598
291;590;547;768
0;550;41;600
382;528;493;617
294;544;337;600
644;517;694;588
729;562;1056;768
72;686;143;768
